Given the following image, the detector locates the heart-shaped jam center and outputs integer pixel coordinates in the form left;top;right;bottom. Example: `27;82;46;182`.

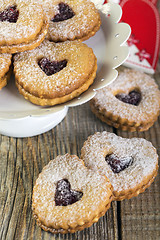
55;179;83;206
52;3;75;22
0;5;19;23
38;58;67;76
115;90;141;106
105;154;133;173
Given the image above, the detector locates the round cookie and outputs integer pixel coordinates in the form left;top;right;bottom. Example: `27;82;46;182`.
0;53;12;89
90;69;160;132
14;40;97;106
38;0;101;42
81;131;159;201
0;0;49;53
32;154;113;234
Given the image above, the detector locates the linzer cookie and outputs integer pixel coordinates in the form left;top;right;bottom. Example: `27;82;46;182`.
0;53;12;89
38;0;101;42
0;0;49;53
14;40;97;106
81;132;159;201
32;154;113;234
90;69;160;131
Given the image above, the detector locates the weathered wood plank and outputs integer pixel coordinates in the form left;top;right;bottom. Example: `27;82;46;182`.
0;103;119;240
118;62;160;240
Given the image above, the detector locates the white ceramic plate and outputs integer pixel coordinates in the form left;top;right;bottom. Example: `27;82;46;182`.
0;2;131;137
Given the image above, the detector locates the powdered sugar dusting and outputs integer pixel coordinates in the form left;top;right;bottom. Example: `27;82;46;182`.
14;40;96;99
37;0;100;41
0;0;44;45
81;132;158;193
0;53;12;78
93;69;160;124
32;153;112;228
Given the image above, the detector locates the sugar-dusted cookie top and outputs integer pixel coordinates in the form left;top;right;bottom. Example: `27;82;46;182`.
14;40;97;106
0;53;12;89
0;53;12;78
0;0;49;54
32;154;113;233
0;0;44;45
37;0;101;42
81;132;158;200
90;69;160;131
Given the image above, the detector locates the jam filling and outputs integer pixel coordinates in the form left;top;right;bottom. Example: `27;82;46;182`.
115;90;141;106
55;179;83;206
0;5;19;23
52;3;75;22
105;154;133;173
38;58;67;76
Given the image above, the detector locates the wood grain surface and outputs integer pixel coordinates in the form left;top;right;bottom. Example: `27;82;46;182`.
0;3;160;240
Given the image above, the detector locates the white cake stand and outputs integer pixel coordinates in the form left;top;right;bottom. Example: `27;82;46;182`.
0;2;131;138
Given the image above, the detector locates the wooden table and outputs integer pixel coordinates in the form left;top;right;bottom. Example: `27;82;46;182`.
1;6;160;240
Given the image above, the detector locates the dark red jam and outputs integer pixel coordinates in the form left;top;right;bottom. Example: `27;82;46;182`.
105;154;133;173
38;58;67;76
0;5;19;23
55;179;83;206
115;90;141;106
52;3;75;22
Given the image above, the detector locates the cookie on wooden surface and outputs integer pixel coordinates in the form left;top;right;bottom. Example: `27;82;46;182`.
32;154;113;233
81;131;159;201
90;69;160;132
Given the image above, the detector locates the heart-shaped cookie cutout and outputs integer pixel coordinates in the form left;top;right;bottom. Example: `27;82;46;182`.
38;57;67;76
55;179;83;206
81;132;158;200
52;2;75;22
105;154;133;173
0;5;19;23
32;154;113;233
115;89;141;106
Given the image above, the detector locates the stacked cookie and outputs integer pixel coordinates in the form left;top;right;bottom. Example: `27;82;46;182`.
0;0;101;105
90;68;160;132
32;132;159;233
32;154;113;234
0;0;49;53
0;0;48;92
38;0;101;42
